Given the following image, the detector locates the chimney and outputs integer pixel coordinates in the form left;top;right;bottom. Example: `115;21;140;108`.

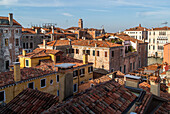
51;26;54;34
167;83;170;94
95;43;97;47
55;64;74;102
13;62;21;82
124;75;141;88
88;40;91;45
8;13;13;26
78;19;83;29
139;24;141;27
43;39;47;49
69;39;71;45
22;49;26;56
35;29;39;34
83;53;88;64
150;76;160;96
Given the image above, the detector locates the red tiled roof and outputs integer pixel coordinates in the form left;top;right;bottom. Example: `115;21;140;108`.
0;88;58;113
46;80;137;113
79;75;112;92
125;25;148;31
116;34;144;43
18;48;62;58
72;40;123;48
0;67;54;88
148;26;170;31
0;16;21;26
22;28;36;34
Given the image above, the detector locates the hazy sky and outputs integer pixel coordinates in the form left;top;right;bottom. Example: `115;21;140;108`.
0;0;170;32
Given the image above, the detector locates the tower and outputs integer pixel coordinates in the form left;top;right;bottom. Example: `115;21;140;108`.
78;19;83;28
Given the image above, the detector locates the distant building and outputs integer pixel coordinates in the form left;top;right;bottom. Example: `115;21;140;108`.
147;26;170;58
163;43;170;64
124;24;148;41
21;27;45;52
0;13;22;72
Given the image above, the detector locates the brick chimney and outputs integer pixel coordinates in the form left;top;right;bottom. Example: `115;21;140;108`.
43;39;47;49
13;62;21;82
139;24;141;27
124;75;141;88
22;49;26;56
8;13;13;26
83;53;88;64
150;76;160;96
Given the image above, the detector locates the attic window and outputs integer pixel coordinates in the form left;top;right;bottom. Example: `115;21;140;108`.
28;82;34;89
40;79;46;88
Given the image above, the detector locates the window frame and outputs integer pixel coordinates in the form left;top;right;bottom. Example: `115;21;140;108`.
40;78;46;88
73;83;78;93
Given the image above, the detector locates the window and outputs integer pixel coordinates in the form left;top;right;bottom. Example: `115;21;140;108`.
93;50;95;56
50;80;53;85
73;84;78;93
149;32;151;35
149;45;150;50
112;51;114;57
88;66;93;73
15;30;19;33
153;32;155;35
57;90;59;96
26;36;29;39
76;49;79;54
159;32;166;35
0;91;5;102
5;38;8;46
80;81;84;84
71;49;74;53
56;75;59;82
130;63;132;72
149;39;151;43
83;50;86;54
90;84;94;87
26;60;29;67
28;82;34;89
139;61;141;68
133;62;135;70
15;39;19;46
105;51;107;57
73;70;78;77
4;30;8;33
153;39;155;43
124;65;126;74
86;50;90;55
23;43;25;48
16;58;19;62
120;66;122;72
153;45;155;50
5;60;9;70
56;56;60;61
80;68;85;75
89;78;92;80
97;51;99;56
40;79;46;88
30;42;33;48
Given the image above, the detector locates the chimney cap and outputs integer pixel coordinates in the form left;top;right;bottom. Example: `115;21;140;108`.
13;62;20;65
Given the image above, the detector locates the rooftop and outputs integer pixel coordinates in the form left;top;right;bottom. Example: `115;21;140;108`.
45;80;137;113
125;24;148;31
55;63;76;68
0;16;21;26
18;48;62;58
0;88;58;113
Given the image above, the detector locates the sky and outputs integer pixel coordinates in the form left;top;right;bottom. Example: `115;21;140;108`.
0;0;170;32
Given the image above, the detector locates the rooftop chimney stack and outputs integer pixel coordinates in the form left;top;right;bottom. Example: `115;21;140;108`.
13;62;21;82
83;53;88;64
22;49;26;56
8;13;13;26
150;76;160;96
139;24;141;27
43;39;47;49
124;75;141;88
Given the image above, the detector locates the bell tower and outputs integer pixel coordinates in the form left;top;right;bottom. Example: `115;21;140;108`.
78;19;83;29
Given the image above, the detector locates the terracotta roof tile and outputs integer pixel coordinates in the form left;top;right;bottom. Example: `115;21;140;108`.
0;16;21;26
0;88;58;113
45;80;137;113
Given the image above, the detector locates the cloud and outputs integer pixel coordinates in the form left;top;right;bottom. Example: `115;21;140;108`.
0;0;67;7
62;13;73;17
87;9;109;12
136;10;170;17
